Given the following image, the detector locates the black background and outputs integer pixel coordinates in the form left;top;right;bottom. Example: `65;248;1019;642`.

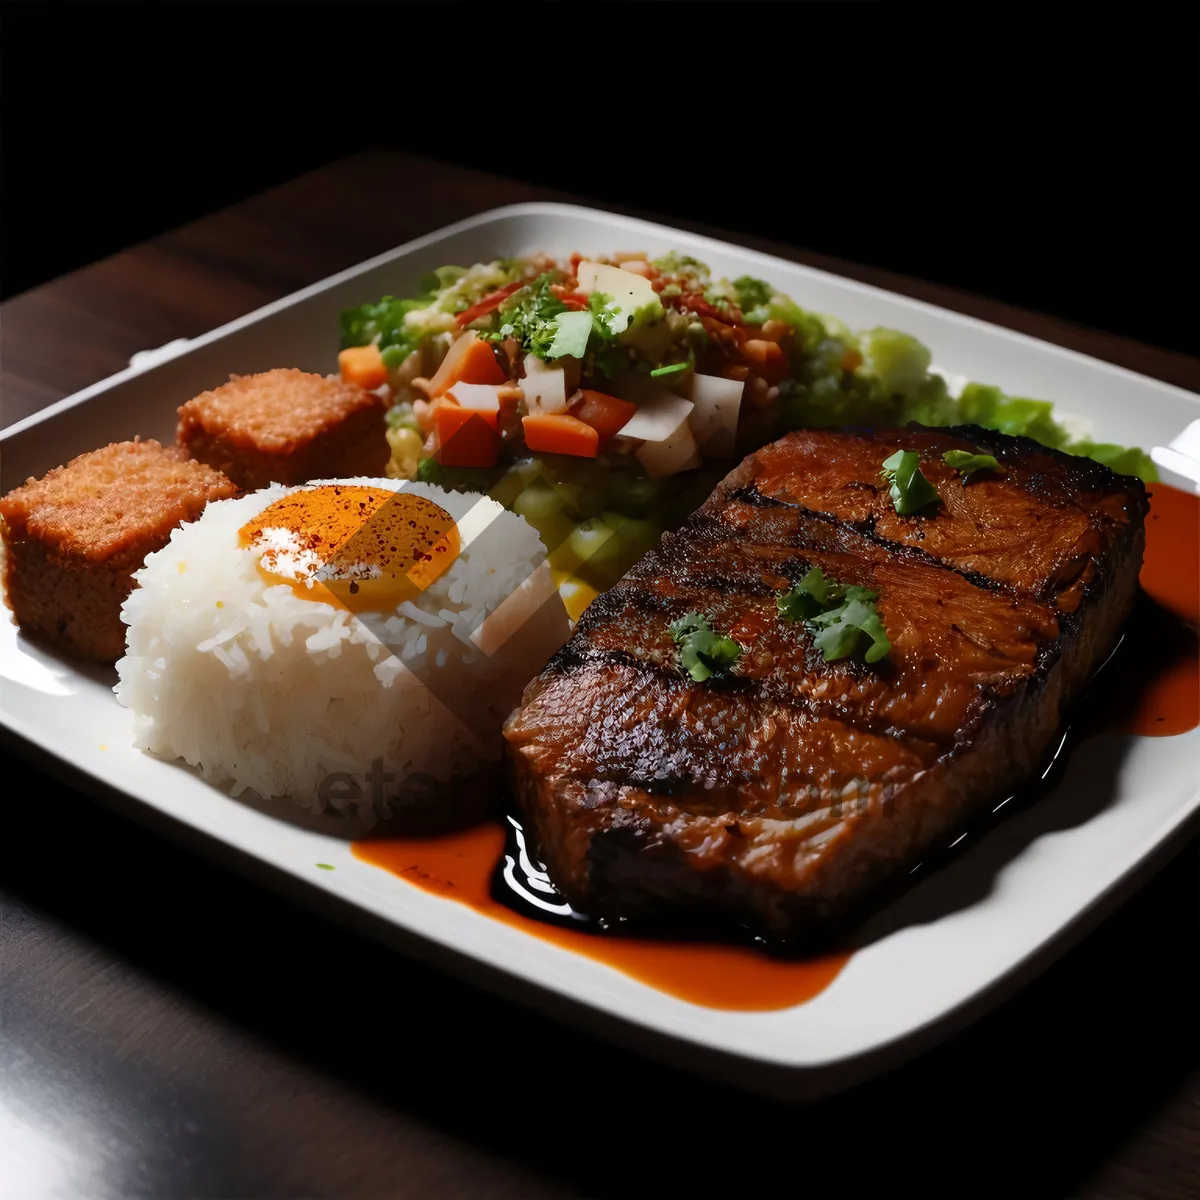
1;3;1197;356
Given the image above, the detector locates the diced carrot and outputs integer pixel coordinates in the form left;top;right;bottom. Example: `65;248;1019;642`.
841;348;864;372
428;332;507;396
521;413;600;458
741;338;788;383
570;389;637;446
338;344;387;390
434;402;501;467
456;281;525;328
433;394;499;429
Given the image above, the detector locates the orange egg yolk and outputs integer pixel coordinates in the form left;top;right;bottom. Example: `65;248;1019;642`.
238;485;460;613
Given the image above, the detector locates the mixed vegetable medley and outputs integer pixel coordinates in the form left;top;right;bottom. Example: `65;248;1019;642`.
337;251;1156;611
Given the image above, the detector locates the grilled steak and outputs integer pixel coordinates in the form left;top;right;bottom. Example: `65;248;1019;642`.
503;426;1148;940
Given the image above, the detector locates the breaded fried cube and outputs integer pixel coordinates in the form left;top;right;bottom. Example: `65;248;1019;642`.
177;369;389;490
0;440;238;662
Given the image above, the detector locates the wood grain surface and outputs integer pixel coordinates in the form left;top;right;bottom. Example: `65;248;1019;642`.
1;151;1197;1200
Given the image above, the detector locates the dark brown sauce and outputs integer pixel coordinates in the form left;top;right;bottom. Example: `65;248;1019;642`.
352;485;1199;1010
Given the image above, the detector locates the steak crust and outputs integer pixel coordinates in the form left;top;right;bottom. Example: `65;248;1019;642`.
502;426;1148;939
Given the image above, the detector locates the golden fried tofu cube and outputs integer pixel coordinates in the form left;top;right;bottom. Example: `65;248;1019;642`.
177;369;389;490
0;440;237;662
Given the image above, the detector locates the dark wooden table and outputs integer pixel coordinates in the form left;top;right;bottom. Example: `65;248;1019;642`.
2;151;1197;1199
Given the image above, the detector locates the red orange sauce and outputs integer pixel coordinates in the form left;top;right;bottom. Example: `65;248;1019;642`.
1102;483;1200;734
353;821;848;1010
353;485;1199;1010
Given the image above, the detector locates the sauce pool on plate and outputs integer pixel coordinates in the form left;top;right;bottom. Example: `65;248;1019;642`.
352;821;849;1011
1087;483;1200;736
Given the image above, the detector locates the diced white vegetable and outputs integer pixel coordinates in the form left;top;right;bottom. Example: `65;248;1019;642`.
446;382;502;412
519;355;568;414
636;415;701;478
616;376;703;476
617;388;695;442
687;374;743;457
575;261;661;333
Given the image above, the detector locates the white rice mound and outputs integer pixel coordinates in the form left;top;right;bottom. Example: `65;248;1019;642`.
115;478;568;822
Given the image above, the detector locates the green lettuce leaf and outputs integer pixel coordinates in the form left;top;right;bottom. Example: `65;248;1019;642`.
545;310;593;359
862;328;933;398
1067;441;1158;479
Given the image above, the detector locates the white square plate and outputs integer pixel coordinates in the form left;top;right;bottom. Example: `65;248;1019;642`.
3;204;1198;1099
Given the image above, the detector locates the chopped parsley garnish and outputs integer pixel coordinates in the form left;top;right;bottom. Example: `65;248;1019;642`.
809;594;892;664
776;565;838;621
490;273;567;350
942;449;1004;479
484;274;623;370
668;612;743;682
880;450;941;515
649;361;689;378
777;567;892;664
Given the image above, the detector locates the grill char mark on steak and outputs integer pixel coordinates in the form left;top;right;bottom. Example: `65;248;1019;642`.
503;426;1148;939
